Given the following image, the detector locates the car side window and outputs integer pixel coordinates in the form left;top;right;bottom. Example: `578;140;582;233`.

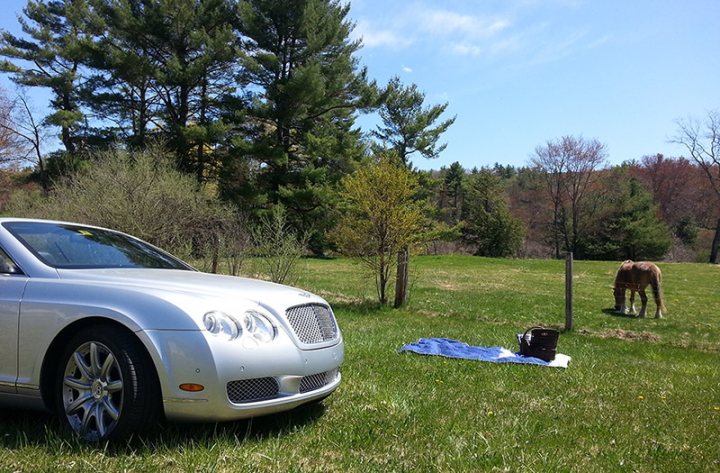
0;246;21;275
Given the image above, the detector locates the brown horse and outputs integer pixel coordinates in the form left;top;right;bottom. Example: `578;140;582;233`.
613;260;666;318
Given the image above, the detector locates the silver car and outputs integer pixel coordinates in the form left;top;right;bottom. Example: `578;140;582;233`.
0;218;343;441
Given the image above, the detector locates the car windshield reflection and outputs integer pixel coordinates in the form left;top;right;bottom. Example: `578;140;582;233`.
2;222;191;270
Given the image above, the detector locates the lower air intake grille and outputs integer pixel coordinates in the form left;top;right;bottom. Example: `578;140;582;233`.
227;377;279;403
299;369;339;393
286;304;338;344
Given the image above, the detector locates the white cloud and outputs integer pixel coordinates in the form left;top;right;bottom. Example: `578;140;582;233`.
350;2;593;63
350;6;513;56
450;42;483;57
487;37;522;56
352;20;414;49
409;7;513;57
587;34;611;49
417;9;511;39
402;65;413;73
529;30;587;65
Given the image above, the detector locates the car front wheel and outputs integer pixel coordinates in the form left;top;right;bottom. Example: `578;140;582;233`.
56;326;160;441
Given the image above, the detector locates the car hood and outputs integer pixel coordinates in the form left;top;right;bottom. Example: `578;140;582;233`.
54;268;326;312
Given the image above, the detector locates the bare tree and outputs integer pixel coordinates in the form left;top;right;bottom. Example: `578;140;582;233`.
673;110;720;263
531;135;608;258
250;205;309;285
633;154;710;246
0;89;51;190
0;88;26;165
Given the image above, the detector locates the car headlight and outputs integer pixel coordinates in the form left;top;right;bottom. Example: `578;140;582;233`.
240;310;276;343
203;311;240;340
203;310;276;344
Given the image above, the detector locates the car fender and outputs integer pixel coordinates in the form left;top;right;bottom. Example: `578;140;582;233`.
17;279;202;394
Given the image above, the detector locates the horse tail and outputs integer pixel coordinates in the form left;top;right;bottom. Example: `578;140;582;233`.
652;266;667;314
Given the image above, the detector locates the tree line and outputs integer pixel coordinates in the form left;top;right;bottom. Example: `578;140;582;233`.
433;147;718;264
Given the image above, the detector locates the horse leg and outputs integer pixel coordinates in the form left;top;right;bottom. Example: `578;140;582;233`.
638;290;648;318
651;278;664;319
629;290;637;314
618;288;628;314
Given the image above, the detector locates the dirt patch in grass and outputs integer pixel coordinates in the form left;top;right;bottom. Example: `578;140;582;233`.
581;328;662;343
437;281;462;291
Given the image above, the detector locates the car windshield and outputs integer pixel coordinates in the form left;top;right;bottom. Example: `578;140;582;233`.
3;221;192;270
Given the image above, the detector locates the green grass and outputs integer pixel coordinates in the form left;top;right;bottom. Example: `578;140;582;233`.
2;256;719;472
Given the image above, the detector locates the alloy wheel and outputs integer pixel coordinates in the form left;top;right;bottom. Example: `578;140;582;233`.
61;341;124;441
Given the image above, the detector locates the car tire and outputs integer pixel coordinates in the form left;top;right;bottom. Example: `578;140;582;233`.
56;325;160;441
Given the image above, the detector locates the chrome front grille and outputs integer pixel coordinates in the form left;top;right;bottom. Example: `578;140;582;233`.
286;304;338;344
300;369;339;393
227;377;279;404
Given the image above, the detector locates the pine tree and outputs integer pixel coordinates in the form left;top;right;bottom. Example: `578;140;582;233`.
86;0;239;181
372;76;455;167
225;0;375;253
441;161;464;225
370;75;455;306
461;170;523;257
580;173;672;260
0;0;104;155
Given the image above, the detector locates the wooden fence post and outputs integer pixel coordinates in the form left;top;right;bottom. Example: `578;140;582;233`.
394;247;409;308
565;252;573;331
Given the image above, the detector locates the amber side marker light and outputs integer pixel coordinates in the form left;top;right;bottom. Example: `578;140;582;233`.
179;383;205;392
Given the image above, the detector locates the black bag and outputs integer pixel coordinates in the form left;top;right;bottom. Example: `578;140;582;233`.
517;327;559;362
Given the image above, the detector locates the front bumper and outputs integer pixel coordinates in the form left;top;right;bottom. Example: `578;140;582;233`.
139;328;344;422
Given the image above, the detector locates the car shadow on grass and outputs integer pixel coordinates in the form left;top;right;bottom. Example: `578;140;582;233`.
0;401;326;452
156;400;327;446
0;408;60;446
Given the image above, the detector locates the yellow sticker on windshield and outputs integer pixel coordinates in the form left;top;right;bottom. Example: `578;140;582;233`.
78;230;93;236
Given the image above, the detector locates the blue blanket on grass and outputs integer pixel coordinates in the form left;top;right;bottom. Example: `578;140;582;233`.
398;338;570;368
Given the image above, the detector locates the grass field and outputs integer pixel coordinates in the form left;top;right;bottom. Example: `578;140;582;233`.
1;256;719;472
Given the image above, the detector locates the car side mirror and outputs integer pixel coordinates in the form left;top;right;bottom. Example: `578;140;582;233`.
0;262;20;274
0;251;21;275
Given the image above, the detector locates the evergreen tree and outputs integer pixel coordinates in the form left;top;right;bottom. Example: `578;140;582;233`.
372;76;455;167
81;0;160;149
441;161;464;225
86;0;239;181
225;0;375;253
580;172;671;260
0;0;104;155
369;75;454;306
492;162;516;179
461;170;523;257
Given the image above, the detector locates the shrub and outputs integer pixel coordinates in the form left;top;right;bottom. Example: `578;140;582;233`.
250;205;308;285
6;145;246;267
332;154;428;305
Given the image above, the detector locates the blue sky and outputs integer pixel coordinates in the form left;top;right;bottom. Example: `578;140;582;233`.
2;0;719;171
348;0;720;170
